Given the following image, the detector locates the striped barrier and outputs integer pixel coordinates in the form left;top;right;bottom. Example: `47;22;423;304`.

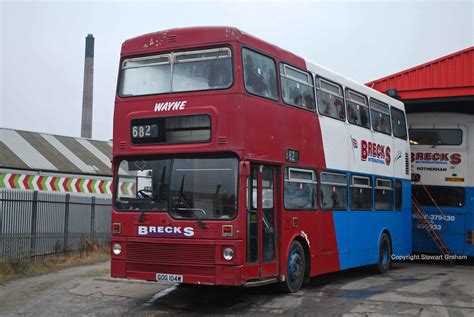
0;172;112;195
118;181;136;197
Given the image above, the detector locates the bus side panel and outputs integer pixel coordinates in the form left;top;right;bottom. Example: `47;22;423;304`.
400;179;413;257
332;211;349;270
465;187;474;256
310;212;341;276
348;211;376;268
413;207;466;255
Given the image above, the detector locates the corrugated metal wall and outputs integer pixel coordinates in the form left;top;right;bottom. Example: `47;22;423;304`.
367;47;474;99
0;189;111;259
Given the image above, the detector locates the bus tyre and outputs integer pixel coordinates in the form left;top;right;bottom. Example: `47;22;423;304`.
374;233;392;274
282;241;305;293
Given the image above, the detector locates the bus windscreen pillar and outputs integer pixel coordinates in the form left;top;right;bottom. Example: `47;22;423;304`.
81;34;94;138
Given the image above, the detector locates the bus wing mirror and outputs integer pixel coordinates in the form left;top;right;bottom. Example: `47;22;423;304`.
240;160;250;177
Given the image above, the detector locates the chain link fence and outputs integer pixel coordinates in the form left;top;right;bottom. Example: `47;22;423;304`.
0;189;111;259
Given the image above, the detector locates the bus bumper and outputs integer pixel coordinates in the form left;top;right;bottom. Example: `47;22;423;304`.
111;259;244;286
110;237;246;286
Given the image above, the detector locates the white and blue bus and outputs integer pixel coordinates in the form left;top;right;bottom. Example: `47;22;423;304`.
409;112;474;256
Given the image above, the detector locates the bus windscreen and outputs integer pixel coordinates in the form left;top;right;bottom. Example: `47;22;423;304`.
115;157;238;219
409;129;462;146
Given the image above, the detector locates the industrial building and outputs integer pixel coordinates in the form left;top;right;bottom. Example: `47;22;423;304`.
0;127;112;197
366;46;473;113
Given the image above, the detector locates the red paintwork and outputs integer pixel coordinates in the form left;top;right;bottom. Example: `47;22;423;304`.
367;46;474;100
87;179;93;193
8;175;16;188
50;177;57;191
74;179;81;193
62;179;68;192
36;176;45;191
98;180;106;194
111;26;340;286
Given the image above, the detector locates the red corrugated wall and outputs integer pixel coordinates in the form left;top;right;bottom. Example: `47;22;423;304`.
367;47;474;100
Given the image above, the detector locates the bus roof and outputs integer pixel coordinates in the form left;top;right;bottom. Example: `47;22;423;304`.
122;26;404;111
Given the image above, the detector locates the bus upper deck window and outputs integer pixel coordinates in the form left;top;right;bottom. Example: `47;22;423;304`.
391;107;407;140
346;90;370;129
280;64;315;111
173;48;232;92
316;78;345;121
119;47;233;97
242;48;278;100
370;99;391;135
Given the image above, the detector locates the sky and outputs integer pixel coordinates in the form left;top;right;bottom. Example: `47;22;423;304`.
1;0;473;141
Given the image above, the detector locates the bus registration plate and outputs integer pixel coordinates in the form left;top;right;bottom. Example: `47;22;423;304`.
156;273;183;283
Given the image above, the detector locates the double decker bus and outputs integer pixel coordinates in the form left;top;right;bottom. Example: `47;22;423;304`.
410;112;474;256
111;27;411;292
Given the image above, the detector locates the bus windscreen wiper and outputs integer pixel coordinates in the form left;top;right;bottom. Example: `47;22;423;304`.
173;174;208;229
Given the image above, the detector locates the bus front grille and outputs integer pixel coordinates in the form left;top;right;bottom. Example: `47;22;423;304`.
127;242;215;265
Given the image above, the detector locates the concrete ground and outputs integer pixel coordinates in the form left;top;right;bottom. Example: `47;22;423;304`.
0;261;472;316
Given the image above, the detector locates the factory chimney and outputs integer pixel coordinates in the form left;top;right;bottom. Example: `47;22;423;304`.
81;34;94;138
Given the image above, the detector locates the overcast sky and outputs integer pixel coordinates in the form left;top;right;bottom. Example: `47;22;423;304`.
1;0;472;140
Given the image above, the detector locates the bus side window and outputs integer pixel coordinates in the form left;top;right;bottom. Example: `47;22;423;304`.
320;171;347;210
316;78;345;121
370;99;391;135
242;48;278;100
390;107;407;140
395;179;402;211
280;64;315;111
350;175;372;210
346;89;370;129
284;167;317;210
375;178;393;211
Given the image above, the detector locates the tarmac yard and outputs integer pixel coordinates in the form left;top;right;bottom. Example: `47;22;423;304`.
0;261;472;316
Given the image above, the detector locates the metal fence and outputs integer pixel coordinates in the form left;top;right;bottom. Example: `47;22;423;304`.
0;189;111;259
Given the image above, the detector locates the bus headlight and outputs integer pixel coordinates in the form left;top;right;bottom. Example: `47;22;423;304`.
223;247;234;261
112;243;122;255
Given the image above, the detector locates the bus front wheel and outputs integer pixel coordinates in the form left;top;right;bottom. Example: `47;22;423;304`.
281;240;305;293
374;233;392;274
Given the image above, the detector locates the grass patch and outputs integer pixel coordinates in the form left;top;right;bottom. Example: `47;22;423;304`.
0;244;110;283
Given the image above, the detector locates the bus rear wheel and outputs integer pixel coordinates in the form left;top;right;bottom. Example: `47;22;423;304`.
281;240;305;293
374;233;392;274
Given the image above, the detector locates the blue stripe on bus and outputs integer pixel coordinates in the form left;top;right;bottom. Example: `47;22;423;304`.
331;177;412;270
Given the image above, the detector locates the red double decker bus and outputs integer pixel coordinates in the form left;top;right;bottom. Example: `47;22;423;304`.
111;27;411;292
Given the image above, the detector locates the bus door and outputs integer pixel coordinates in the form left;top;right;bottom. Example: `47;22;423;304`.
246;164;278;279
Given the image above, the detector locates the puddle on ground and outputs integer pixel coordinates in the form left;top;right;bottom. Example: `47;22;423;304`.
150;285;254;312
393;278;423;282
323;288;382;299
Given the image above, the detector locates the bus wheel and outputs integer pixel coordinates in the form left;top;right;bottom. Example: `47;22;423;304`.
282;240;305;293
374;233;392;274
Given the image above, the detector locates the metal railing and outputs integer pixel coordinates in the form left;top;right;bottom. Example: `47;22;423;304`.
0;189;111;259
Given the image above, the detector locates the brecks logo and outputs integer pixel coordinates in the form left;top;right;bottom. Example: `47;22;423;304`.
411;152;461;165
361;140;391;166
154;101;187;112
138;226;195;237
